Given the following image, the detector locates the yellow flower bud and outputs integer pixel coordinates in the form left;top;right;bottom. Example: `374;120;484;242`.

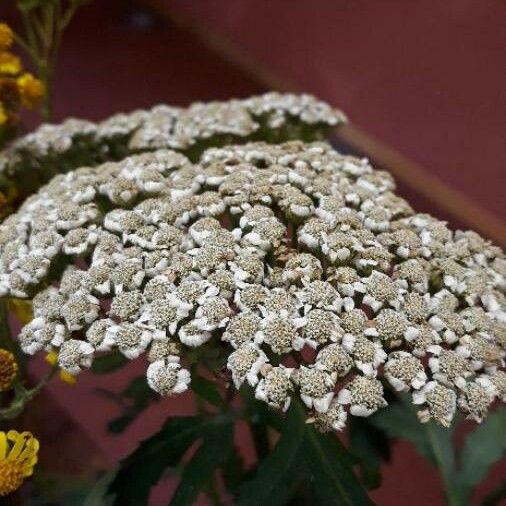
0;24;13;51
0;102;7;126
0;52;21;76
0;349;18;391
45;351;58;367
16;73;45;108
59;370;77;385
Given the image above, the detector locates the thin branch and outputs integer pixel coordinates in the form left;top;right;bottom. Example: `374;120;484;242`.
0;366;57;420
11;31;38;61
59;1;80;31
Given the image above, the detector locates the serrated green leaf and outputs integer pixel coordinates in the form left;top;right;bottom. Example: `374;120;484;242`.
349;416;391;489
236;404;306;506
456;407;506;503
240;385;284;431
370;396;460;505
370;398;455;475
107;376;159;433
301;422;372;505
108;415;232;506
91;352;129;374
191;373;225;408
237;402;371;506
170;419;234;505
222;448;247;494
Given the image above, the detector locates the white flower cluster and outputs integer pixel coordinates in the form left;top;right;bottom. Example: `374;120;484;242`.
1;137;504;431
0;92;345;179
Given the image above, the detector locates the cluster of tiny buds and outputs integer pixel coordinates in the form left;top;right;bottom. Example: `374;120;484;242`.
0;92;346;179
0;133;504;432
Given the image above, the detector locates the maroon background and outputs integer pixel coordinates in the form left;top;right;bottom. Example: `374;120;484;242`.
1;1;505;505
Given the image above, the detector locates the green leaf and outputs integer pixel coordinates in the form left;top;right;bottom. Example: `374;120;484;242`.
240;384;284;431
349;416;391;489
107;376;159;433
83;470;118;506
237;402;372;506
301;423;372;505
222;449;247;494
91;352;129;374
456;407;506;503
108;415;232;506
370;396;459;505
170;418;234;505
236;404;306;506
370;398;455;475
482;479;506;506
190;373;225;408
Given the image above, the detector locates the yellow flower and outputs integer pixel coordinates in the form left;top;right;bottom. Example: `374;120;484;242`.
0;349;18;391
8;298;33;325
0;24;13;51
45;352;76;385
16;73;45;108
59;370;77;385
45;351;58;367
0;102;7;126
0;431;39;496
0;52;21;76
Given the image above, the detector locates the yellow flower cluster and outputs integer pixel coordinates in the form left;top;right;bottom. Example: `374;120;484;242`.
0;431;39;496
0;349;18;391
0;23;45;128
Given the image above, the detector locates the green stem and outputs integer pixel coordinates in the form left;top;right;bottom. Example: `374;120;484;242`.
193;366;223;505
239;387;272;462
38;61;54;122
21;10;39;58
425;423;461;506
249;419;271;462
0;366;57;420
206;478;222;506
11;32;37;60
59;1;80;31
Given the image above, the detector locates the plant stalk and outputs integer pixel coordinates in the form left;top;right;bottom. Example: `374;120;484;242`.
425;423;461;506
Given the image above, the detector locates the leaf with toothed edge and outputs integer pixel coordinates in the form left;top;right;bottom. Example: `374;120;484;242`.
455;407;506;504
106;414;233;506
236;402;372;506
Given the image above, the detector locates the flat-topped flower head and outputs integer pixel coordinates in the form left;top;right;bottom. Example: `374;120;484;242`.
295;366;336;413
227;343;268;389
58;339;94;375
413;381;457;427
222;313;261;349
0;106;503;432
255;365;294;411
147;357;190;396
315;343;353;377
310;398;348;432
338;376;387;417
384;351;427;391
